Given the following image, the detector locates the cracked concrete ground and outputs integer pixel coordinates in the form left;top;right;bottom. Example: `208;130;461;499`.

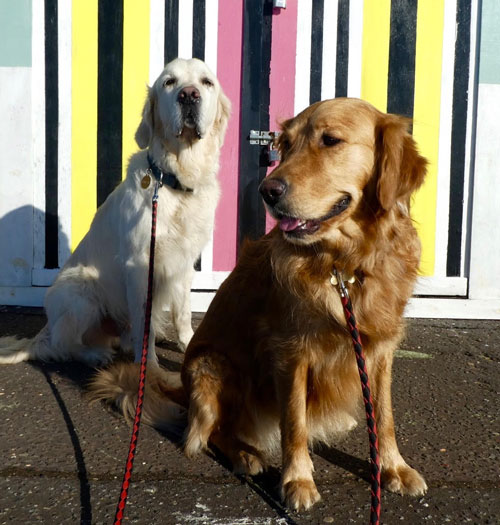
0;307;498;524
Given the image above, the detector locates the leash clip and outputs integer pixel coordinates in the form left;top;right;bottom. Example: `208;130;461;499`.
152;173;163;202
331;267;349;298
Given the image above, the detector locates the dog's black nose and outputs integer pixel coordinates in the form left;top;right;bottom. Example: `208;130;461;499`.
259;178;287;207
178;86;200;104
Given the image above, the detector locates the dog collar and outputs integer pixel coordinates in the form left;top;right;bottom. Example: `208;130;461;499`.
146;153;193;193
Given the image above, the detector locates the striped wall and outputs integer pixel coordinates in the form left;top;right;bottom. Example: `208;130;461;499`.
0;0;490;310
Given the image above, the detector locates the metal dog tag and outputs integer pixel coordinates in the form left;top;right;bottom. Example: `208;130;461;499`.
141;174;151;189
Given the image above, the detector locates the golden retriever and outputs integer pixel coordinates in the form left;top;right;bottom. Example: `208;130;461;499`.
90;98;428;510
0;58;230;366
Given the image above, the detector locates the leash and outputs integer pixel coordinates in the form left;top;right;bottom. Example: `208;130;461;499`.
113;174;163;525
332;268;381;525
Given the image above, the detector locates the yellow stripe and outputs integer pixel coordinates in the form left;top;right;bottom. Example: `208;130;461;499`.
122;0;150;180
71;0;98;251
361;0;391;112
412;0;445;276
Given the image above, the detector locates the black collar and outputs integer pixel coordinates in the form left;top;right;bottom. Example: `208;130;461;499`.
147;153;193;193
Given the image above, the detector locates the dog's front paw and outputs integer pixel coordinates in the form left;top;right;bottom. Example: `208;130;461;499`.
382;464;427;496
177;327;194;352
281;479;321;511
233;451;265;476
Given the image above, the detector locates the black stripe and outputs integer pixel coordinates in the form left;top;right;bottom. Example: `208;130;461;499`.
238;0;273;250
310;0;324;104
97;0;124;207
164;0;179;65
387;0;418;119
44;0;59;268
447;0;471;277
192;0;205;61
335;0;349;98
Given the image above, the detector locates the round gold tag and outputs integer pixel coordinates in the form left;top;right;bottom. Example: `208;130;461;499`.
141;174;151;189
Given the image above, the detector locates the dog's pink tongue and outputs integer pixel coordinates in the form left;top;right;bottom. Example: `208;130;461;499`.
279;217;300;232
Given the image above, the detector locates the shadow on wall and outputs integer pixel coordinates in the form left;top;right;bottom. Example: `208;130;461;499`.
0;205;69;288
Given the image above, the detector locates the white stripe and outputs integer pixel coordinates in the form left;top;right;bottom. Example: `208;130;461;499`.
149;0;165;82
295;0;312;114
32;0;46;270
178;0;193;59
433;0;456;277
321;0;338;101
199;0;219;272
58;0;72;265
204;0;218;73
347;0;363;98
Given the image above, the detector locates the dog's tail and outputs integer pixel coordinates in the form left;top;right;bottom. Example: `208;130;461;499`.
88;363;187;433
0;325;52;364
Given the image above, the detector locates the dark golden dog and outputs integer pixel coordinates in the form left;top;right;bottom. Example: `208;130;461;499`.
91;98;428;510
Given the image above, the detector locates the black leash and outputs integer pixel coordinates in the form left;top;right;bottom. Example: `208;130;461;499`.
332;268;381;525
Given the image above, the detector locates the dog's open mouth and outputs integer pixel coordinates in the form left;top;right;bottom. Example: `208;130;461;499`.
276;196;351;237
180;105;202;137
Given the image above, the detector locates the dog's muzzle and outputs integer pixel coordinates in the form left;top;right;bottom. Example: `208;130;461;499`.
177;86;202;136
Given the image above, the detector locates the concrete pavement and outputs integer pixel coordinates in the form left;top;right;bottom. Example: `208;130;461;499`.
0;307;498;524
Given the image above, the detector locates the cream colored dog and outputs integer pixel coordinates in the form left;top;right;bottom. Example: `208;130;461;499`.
0;58;230;366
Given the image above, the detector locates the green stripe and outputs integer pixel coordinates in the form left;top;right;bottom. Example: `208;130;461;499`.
479;0;500;85
0;0;32;67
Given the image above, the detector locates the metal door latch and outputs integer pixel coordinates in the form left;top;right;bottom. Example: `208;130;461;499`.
248;130;281;164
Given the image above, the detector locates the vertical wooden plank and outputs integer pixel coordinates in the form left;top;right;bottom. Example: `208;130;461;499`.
204;0;218;72
71;0;98;251
33;0;46;269
45;0;59;268
97;0;124;206
200;0;218;272
57;0;72;266
178;0;193;58
237;0;272;248
412;0;445;277
387;0;417;119
335;0;349;97
164;0;179;64
212;0;244;270
361;0;390;112
150;0;165;83
122;0;150;181
295;0;312;114
265;0;298;232
320;0;338;101
433;0;457;278
347;0;363;98
192;0;205;60
309;0;324;105
446;0;472;276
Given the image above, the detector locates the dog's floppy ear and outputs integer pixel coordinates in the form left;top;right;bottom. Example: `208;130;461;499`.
375;114;427;211
135;86;155;149
213;89;231;143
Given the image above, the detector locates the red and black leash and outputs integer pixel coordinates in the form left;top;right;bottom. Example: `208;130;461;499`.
113;176;162;525
111;193;381;525
333;268;381;525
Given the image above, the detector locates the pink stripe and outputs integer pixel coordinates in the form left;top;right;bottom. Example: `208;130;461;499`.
213;0;244;271
266;1;298;232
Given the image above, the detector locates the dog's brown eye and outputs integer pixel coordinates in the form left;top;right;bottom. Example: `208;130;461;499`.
163;77;176;87
322;134;341;147
201;77;214;87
